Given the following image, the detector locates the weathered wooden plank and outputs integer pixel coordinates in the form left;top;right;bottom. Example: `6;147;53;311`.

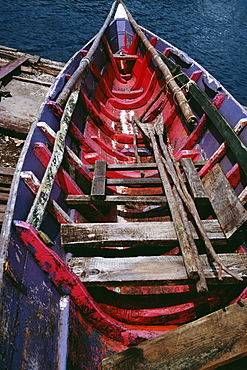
66;194;167;205
0;45;18;52
0;113;30;138
106;177;162;186
0;56;28;79
68;253;247;286
35;63;63;76
85;162;206;172
12;75;52;87
102;298;247;370
0;204;7;214
113;53;139;60
0;186;10;193
239;186;247;206
180;157;210;208
91;160;106;200
0;192;9;203
202;164;247;239
0;212;5;224
61;219;226;250
0;167;15;177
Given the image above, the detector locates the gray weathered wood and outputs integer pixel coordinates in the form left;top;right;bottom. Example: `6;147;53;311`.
106;177;162;186
180;157;210;208
61;219;226;249
66;194;167;205
26;81;81;229
91;160;106;200
68;253;247;286
202;164;247;239
85;162;206;172
102;297;247;369
173;186;207;293
0;204;7;228
0;192;9;203
0;56;28;79
12;75;52;87
0;167;14;186
141;118;207;290
113;53;139;60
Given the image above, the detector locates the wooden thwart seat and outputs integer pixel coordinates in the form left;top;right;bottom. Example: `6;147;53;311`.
66;194;167;205
63;159;247;289
61;219;226;251
68;253;247;286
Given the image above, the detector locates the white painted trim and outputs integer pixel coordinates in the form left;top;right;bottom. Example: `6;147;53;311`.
114;3;128;19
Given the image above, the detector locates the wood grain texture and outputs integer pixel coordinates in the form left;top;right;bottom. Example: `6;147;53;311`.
61;220;226;249
91;160;106;200
66;194;167;205
180;157;209;207
0;56;28;79
68;253;247;285
202;164;247;239
102;298;247;370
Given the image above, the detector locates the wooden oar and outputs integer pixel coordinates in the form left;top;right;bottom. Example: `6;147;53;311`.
129;111;145;178
154;115;243;282
132;115;208;292
118;0;197;126
26;80;81;230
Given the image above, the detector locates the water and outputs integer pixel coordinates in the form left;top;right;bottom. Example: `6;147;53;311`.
0;0;246;105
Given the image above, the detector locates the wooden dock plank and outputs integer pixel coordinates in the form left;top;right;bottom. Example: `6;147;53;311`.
202;164;247;239
0;56;28;80
61;220;226;250
68;253;247;286
102;298;247;369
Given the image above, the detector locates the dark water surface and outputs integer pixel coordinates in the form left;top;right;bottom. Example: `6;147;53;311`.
0;0;246;105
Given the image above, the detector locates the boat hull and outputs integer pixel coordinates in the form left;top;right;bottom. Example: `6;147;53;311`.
1;2;247;369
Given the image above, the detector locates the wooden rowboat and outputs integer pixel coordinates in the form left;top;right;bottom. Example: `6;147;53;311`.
1;1;247;368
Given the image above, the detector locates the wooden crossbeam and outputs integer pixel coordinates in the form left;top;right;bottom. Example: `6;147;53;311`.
85;162;206;171
66;194;167;205
61;220;226;251
102;298;247;369
106;177;162;186
202;164;247;239
68;253;247;286
113;54;139;60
